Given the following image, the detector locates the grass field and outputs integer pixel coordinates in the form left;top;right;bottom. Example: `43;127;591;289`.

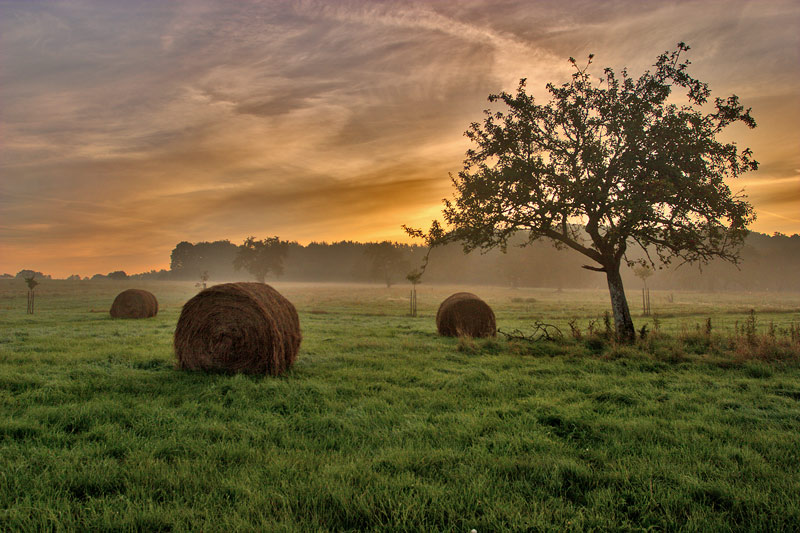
1;280;799;531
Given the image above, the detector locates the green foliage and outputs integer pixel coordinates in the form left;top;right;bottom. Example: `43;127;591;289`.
409;44;758;343
439;43;757;264
744;308;758;346
234;236;289;283
23;275;38;291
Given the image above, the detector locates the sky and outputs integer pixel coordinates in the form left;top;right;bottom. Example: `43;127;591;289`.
1;0;798;278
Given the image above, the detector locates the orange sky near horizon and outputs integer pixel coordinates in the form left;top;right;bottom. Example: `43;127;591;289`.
1;0;798;278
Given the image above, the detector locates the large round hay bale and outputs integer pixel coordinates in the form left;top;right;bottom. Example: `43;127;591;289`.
174;282;301;376
436;292;496;338
110;289;158;318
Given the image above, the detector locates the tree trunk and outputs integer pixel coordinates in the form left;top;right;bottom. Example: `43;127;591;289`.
605;266;635;343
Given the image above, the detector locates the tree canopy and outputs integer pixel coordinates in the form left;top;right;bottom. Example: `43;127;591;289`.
407;43;758;341
234;236;289;283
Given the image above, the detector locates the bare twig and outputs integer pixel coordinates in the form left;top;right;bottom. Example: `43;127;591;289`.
498;321;564;342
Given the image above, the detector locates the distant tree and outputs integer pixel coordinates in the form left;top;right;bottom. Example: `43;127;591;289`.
16;269;50;280
633;265;654;288
90;273;107;281
170;241;194;273
406;269;423;287
632;264;654;315
234;236;289;283
24;274;38;314
107;270;128;280
406;269;422;316
196;270;209;290
407;44;757;342
364;241;408;288
169;240;239;280
66;274;82;281
129;269;171;281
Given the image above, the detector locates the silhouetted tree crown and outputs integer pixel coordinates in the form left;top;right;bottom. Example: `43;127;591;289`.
15;269;50;280
24;275;38;291
170;240;238;279
407;43;758;342
234;236;289;283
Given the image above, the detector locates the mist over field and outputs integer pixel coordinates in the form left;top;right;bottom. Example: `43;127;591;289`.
7;230;800;296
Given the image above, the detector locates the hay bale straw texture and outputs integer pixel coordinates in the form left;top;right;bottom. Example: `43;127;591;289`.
436;292;496;338
110;289;158;319
174;282;301;376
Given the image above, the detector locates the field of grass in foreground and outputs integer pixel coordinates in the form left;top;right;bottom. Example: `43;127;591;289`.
1;280;799;531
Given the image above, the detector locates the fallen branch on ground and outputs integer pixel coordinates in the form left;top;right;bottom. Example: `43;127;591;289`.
498;321;564;342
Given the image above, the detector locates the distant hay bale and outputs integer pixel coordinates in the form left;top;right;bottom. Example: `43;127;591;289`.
110;289;158;319
174;282;301;376
436;292;496;338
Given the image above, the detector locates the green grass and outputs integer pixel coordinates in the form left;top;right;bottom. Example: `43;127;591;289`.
1;280;799;531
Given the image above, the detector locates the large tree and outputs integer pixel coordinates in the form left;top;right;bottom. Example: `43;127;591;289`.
234;236;289;283
407;44;757;342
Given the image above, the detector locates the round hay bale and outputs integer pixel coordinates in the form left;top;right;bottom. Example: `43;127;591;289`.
174;282;301;376
436;292;496;338
110;289;158;318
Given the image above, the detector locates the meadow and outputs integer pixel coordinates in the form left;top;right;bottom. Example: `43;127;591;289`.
1;279;799;532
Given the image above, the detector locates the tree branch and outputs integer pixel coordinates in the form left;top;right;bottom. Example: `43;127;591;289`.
582;264;606;272
544;228;604;264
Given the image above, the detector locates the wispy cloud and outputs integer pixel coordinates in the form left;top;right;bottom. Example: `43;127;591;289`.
0;0;798;276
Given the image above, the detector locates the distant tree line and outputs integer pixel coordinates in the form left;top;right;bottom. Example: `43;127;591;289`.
4;270;52;280
5;231;798;292
158;231;800;292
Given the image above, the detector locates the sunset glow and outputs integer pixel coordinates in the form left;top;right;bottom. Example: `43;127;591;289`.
1;0;798;277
